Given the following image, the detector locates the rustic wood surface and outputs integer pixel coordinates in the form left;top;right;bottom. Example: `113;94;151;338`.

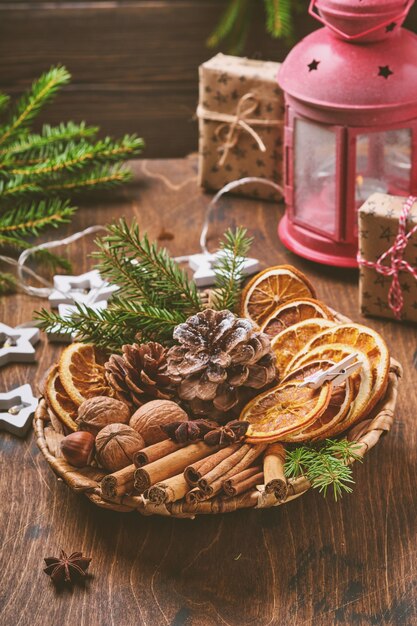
2;0;416;158
0;157;416;625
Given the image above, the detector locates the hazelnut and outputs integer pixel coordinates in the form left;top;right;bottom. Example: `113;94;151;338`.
129;400;188;445
96;423;145;472
76;396;130;435
61;431;95;468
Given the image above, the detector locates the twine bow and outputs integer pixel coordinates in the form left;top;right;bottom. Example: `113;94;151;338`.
358;195;417;319
197;92;283;167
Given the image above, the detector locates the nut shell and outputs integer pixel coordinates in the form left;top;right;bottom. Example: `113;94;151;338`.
61;431;95;468
95;423;145;472
76;396;130;435
129;399;188;445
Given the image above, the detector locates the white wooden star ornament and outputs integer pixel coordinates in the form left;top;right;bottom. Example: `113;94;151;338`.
48;269;118;308
0;384;38;437
0;323;40;367
185;251;261;287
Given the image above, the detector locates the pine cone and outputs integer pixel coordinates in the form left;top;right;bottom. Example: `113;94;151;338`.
105;341;174;409
166;309;277;421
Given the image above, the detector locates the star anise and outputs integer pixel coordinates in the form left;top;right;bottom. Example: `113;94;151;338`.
162;419;217;444
43;549;92;584
204;420;249;447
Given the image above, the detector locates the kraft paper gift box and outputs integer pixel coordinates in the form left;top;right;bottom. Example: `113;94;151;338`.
197;53;284;201
358;192;417;323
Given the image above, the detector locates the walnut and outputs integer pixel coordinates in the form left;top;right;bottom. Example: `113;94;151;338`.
129;400;188;445
76;396;130;436
95;423;145;472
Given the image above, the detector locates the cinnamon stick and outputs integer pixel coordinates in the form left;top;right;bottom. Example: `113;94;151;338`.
198;444;250;494
263;443;287;501
133;439;184;467
145;473;189;505
100;463;136;499
184;444;240;485
185;487;204;505
134;441;220;493
208;444;267;497
222;466;263;497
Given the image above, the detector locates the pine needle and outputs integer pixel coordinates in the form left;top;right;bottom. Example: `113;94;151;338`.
285;439;363;501
211;227;253;312
0;66;71;146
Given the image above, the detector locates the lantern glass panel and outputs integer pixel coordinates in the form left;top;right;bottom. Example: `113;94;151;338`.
294;118;338;236
355;128;411;208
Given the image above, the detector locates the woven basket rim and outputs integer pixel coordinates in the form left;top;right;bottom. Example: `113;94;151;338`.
33;351;402;518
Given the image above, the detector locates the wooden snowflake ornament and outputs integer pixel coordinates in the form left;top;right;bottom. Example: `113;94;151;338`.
48;270;117;308
0;384;38;437
0;323;40;367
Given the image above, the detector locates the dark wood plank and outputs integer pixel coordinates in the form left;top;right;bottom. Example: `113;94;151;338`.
0;1;308;157
0;157;417;625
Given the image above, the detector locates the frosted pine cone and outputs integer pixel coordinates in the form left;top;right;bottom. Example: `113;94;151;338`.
105;341;174;409
166;309;277;421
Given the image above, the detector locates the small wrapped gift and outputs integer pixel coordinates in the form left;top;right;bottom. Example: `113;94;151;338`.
358;193;417;323
197;53;284;201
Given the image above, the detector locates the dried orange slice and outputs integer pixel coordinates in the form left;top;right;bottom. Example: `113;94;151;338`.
44;365;78;431
270;318;336;379
261;298;334;338
58;342;114;406
299;323;390;414
282;360;353;441
241;265;316;327
241;379;332;443
286;344;373;429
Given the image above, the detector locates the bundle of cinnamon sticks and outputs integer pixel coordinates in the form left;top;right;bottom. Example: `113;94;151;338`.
99;436;288;508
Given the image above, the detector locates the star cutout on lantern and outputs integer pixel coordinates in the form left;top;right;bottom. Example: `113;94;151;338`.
187;252;261;288
363;291;372;300
386;22;396;32
0;384;38;437
0;323;40;367
48;269;118;308
378;65;394;79
308;59;320;72
401;282;411;293
359;229;369;240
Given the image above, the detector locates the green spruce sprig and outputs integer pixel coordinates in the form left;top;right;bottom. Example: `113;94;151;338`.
0;66;144;290
209;0;303;53
285;439;363;500
212;226;253;312
35;224;254;349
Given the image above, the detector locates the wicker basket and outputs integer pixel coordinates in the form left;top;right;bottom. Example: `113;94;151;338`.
33;351;402;518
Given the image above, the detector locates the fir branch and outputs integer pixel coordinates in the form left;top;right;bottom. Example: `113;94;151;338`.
94;219;202;313
0;198;76;238
0;93;10;114
211;227;253;312
6;135;143;178
0;271;17;295
0;122;98;162
35;300;186;352
207;0;250;48
0;66;71;146
264;0;293;38
285;439;363;501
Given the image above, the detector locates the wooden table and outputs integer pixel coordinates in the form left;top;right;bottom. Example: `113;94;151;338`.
1;158;416;626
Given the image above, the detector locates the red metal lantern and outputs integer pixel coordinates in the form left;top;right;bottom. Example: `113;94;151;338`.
277;0;417;267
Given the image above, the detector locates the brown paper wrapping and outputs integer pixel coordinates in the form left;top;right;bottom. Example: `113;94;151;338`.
197;53;284;201
358;192;417;323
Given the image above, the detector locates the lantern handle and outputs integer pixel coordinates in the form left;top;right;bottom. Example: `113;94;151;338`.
308;0;414;41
